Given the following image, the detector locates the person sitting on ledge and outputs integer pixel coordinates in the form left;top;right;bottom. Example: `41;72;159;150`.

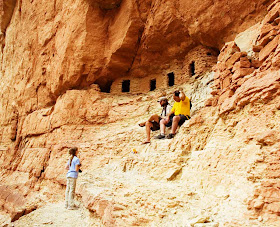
139;96;172;144
155;90;191;139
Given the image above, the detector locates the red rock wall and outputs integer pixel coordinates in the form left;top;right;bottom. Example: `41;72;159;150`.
209;1;280;115
207;1;280;221
0;0;271;149
0;0;272;113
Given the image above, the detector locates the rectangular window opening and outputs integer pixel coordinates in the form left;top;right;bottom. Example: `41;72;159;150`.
190;62;195;76
168;72;175;86
122;80;130;92
150;79;156;91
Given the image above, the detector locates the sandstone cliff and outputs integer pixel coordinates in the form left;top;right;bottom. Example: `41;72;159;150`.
0;0;280;226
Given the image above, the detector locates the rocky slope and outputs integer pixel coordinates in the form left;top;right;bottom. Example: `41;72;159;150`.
0;0;280;226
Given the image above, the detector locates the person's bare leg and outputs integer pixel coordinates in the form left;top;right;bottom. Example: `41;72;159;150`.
160;119;168;135
144;121;153;143
148;114;160;123
171;116;180;134
140;114;160;127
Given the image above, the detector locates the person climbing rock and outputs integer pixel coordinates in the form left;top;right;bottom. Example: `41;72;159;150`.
65;147;81;210
139;97;172;144
156;90;191;139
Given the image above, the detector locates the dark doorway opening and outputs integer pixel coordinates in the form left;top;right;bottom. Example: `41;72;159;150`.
100;80;113;93
168;72;175;86
207;52;212;56
122;80;130;92
190;62;195;76
94;78;113;93
150;79;156;91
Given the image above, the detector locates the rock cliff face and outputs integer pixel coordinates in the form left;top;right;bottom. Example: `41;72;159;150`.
0;0;280;226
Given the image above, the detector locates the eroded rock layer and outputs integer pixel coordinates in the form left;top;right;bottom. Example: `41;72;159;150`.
0;0;280;226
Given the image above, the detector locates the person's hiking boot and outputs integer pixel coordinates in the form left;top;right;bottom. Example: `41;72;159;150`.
166;133;175;139
155;134;165;139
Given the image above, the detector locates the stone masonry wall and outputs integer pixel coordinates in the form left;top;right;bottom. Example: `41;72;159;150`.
111;46;217;94
183;45;218;79
111;74;167;94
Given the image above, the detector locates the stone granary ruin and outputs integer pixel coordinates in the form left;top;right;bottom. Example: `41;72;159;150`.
1;0;280;226
110;46;218;94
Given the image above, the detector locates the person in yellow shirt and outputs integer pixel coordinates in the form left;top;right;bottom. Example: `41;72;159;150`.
155;90;191;139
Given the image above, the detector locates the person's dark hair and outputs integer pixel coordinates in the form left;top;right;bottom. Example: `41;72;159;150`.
69;147;78;166
174;90;180;97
